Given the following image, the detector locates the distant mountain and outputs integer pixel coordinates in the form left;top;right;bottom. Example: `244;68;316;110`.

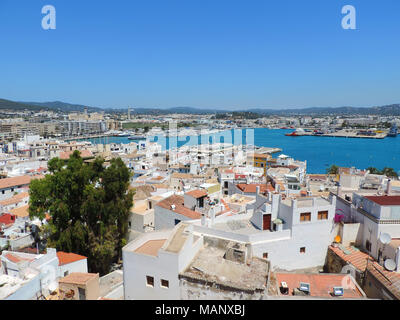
0;98;47;111
247;104;400;116
21;101;102;113
1;97;400;116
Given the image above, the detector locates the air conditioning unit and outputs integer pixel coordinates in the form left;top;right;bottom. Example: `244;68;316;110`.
299;282;310;294
332;286;344;296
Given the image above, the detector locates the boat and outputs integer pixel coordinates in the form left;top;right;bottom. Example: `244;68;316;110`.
387;124;398;137
118;131;131;137
285;128;305;136
128;135;146;140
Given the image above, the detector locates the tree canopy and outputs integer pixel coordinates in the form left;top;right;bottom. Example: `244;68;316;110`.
326;164;339;175
367;166;398;178
29;150;134;275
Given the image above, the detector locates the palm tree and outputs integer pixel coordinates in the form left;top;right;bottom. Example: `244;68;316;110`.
327;164;339;175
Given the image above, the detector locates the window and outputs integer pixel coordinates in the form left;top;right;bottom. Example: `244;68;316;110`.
366;240;372;252
2;190;4;194
128;221;131;227
64;271;69;276
263;252;268;259
318;211;328;220
146;276;154;287
161;279;169;288
300;247;306;253
78;287;86;300
174;219;181;225
300;212;311;222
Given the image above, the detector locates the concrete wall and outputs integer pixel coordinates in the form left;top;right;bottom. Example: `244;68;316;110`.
339;223;363;247
59;259;88;277
9;234;34;251
0;185;29;201
179;277;266;300
5;274;41;300
154;206;196;230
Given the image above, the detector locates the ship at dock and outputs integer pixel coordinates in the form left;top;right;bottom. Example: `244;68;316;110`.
285;128;306;136
387;124;398;137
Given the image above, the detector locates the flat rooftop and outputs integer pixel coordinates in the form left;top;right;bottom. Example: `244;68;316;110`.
134;239;167;256
282;197;330;208
212;219;263;235
180;242;269;292
164;223;189;253
275;273;365;298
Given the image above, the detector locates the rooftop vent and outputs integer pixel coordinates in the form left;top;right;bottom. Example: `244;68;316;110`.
332;286;344;296
299;282;310;294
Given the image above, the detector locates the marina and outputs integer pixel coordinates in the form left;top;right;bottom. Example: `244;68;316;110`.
80;128;400;174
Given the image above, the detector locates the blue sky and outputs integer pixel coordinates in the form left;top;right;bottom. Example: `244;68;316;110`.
0;0;400;110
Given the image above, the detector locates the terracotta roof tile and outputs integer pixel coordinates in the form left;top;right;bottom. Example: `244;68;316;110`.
57;251;87;266
9;204;29;218
275;272;364;298
59;272;98;285
185;189;207;198
0;176;32;190
329;245;370;271
156;195;201;219
0;192;29;206
59;150;93;160
365;196;400;206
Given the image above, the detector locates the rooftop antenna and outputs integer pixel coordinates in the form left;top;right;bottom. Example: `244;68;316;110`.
380;232;392;245
379;232;392;264
384;259;396;272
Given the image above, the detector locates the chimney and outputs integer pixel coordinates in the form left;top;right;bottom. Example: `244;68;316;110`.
336;183;341;196
291;198;297;209
386;179;392;195
396;247;400;272
268;191;272;202
210;207;215;226
256;186;260;195
201;213;206;226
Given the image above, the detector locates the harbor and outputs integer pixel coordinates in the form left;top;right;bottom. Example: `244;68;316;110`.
284;128;388;139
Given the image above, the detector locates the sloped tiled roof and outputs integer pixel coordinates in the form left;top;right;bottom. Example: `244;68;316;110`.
0;192;29;206
156;195;201;219
0;176;32;189
365;196;400;206
57;251;87;266
185;189;207;199
329;245;369;272
10;204;29;218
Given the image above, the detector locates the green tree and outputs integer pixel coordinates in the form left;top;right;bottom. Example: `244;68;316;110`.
29;150;134;275
327;164;339;175
381;167;398;178
366;167;381;175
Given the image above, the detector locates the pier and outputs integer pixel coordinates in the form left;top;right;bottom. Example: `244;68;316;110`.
64;133;115;141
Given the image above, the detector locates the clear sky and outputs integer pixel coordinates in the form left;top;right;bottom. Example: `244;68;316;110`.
1;0;400;110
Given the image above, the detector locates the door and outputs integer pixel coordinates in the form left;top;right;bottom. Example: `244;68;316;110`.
263;214;271;230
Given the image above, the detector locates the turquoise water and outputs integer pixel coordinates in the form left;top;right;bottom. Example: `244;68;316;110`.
84;128;400;174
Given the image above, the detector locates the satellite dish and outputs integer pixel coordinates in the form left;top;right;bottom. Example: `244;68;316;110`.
384;259;396;271
380;233;392;244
